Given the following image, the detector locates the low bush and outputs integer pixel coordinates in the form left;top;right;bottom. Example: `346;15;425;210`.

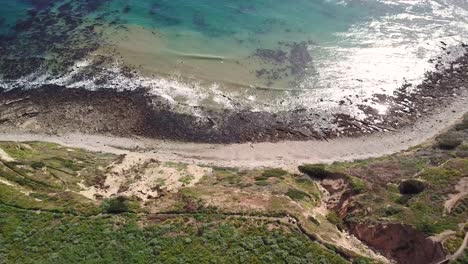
326;212;344;231
262;168;288;178
254;175;269;181
415;218;454;236
382;206;402;217
30;161;45;169
298;164;332;179
102;196;129;214
348;176;366;193
398;179;425;195
436;133;463;150
255;181;269;186
443;233;465;254
285;188;310;201
395;195;412;205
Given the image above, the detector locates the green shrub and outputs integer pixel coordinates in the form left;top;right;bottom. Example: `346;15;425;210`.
415;220;440;236
382;206;402;217
255;181;269;186
444;234;465;254
286;188;310;201
30;161;45;169
102;196;129;214
415;217;456;236
262;168;288;178
63;159;80;170
348;176;366;193
298;164;332;179
395;195;412;205
451;197;468;215
254;175;269;181
28;192;49;200
353;257;374;264
294;176;312;184
436;133;463;150
420;167;460;188
326;212;344;230
398;179;425;195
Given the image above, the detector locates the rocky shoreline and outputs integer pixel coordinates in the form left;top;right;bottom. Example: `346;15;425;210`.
0;46;467;143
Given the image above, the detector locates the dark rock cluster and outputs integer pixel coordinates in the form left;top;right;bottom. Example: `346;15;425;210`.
0;0;109;79
253;41;314;86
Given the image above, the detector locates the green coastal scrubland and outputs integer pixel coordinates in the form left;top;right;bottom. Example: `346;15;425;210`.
0;114;467;263
0;142;350;263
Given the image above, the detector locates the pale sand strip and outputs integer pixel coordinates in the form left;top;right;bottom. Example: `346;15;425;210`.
0;93;466;170
0;148;15;162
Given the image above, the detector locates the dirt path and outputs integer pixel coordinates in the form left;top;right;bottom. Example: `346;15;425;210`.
444;177;468;214
0;147;14;162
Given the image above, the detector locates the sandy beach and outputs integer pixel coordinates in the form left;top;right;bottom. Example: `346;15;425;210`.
1;90;466;169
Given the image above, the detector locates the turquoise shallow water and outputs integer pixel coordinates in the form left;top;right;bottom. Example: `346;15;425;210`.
0;0;30;35
99;0;368;49
1;0;468;113
0;0;374;61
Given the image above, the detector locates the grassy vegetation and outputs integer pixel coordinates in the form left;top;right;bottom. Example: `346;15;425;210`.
261;168;288;178
102;196;130;214
286;188;311;201
179;175;195;186
0;141;115;192
348;176;366;194
0;182;100;215
298;164;332;179
0;143;351;263
326;212;344;231
452;253;468;264
436;132;463;150
443;231;465;254
163;161;188;171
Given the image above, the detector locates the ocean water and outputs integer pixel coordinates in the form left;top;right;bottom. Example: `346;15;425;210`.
1;0;467;115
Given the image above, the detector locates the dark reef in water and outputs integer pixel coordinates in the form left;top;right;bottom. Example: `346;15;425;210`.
0;0;108;79
254;41;314;86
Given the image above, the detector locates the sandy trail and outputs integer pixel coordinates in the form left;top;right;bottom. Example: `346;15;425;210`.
444;177;468;214
0;95;466;169
0;147;15;162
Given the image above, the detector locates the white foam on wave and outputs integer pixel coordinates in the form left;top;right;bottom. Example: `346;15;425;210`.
295;0;468;117
1;0;467;122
